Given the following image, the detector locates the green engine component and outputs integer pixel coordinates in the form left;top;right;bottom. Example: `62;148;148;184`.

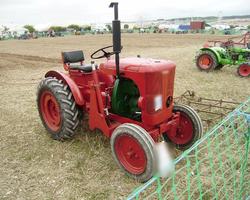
111;78;141;121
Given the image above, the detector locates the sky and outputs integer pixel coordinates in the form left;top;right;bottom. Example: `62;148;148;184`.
0;0;250;26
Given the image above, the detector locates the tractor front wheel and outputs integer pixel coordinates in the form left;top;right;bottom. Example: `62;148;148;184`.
163;104;203;150
111;123;156;182
237;63;250;77
196;50;218;71
37;77;80;140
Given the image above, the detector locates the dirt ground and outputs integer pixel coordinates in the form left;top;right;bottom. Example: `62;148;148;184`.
0;34;249;200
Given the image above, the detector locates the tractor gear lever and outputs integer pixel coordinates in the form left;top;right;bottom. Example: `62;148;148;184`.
91;61;96;71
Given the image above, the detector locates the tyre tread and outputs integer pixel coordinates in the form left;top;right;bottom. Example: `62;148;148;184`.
37;77;80;140
195;50;218;72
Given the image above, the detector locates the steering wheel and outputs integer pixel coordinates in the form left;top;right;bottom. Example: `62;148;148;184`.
91;45;115;59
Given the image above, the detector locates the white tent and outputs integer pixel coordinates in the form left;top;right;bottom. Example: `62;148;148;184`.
158;24;179;30
35;24;51;32
234;26;247;31
9;26;29;36
9;26;28;32
211;24;230;30
91;23;108;32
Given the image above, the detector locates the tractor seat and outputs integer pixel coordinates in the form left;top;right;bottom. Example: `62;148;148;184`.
68;64;93;72
61;50;95;72
62;50;85;63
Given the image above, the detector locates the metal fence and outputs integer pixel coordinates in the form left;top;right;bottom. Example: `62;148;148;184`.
127;97;250;200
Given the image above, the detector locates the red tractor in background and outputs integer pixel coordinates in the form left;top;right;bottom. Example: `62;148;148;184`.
37;2;203;182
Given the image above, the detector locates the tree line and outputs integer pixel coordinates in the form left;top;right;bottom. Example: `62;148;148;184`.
23;24;96;33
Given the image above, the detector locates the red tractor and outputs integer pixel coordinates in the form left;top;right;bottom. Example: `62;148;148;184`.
37;2;203;182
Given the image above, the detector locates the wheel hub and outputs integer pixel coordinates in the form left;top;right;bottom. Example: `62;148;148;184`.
169;113;194;145
115;134;146;175
40;91;61;131
199;54;212;69
238;64;250;77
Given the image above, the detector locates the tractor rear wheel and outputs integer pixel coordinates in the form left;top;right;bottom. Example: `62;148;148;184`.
163;104;203;150
37;77;80;140
111;123;156;182
196;50;218;71
237;63;250;77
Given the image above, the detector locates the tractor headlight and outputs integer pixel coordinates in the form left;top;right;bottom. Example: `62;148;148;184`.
154;95;162;111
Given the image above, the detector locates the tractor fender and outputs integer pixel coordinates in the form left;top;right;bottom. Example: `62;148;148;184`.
45;70;84;106
199;47;223;63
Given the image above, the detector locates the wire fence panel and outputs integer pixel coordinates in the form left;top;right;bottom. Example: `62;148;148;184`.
127;97;250;200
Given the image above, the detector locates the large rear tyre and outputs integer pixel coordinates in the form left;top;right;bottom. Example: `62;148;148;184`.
163;104;203;150
237;63;250;77
195;50;218;72
111;123;156;182
37;77;80;140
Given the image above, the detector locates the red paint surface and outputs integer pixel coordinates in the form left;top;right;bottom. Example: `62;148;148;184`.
114;134;147;174
40;91;61;131
44;57;192;146
45;70;85;106
198;54;212;69
167;111;194;145
100;57;176;127
238;64;250;77
190;21;205;30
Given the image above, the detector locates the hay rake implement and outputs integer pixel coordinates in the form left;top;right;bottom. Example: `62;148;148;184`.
174;90;240;130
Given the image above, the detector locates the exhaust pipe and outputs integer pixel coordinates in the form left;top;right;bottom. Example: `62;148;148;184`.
109;2;121;78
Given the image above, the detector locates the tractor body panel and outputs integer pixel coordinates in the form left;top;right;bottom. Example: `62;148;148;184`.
67;69;114;106
45;70;85;106
199;47;224;63
44;58;183;141
45;69;114;109
100;57;176;126
100;57;175;73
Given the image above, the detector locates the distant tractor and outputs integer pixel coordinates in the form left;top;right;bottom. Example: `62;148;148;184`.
37;2;203;182
195;33;250;77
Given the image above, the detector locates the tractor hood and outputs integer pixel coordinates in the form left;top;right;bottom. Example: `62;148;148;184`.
99;57;176;126
99;57;175;74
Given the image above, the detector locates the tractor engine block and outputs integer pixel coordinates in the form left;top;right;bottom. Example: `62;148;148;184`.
111;78;141;121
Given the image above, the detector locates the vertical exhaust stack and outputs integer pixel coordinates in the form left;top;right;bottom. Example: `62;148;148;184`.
109;2;121;78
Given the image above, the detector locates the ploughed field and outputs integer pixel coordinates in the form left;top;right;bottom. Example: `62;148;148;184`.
0;34;249;199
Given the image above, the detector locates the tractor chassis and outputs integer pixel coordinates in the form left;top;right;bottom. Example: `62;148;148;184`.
83;70;181;141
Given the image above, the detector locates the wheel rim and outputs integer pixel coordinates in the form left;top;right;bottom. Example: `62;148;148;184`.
198;54;212;69
169;112;194;145
40;91;61;131
114;134;146;175
238;64;250;77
